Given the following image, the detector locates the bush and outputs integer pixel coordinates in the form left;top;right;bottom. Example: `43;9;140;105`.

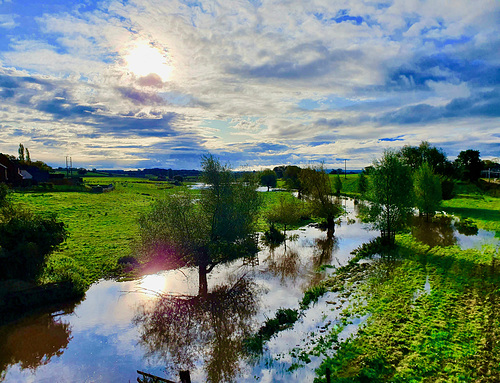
263;223;286;246
0;210;67;281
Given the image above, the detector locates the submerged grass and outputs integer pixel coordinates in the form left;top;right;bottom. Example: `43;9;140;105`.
314;235;500;382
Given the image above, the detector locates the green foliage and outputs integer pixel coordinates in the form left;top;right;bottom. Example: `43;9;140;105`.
454;149;482;182
414;162;442;219
367;150;414;243
263;223;286;246
284;165;302;193
441;178;455;200
260;169;277;191
138;154;261;294
300;165;342;228
398;141;453;177
333;174;342;196
300;284;327;310
0;208;67;281
356;172;368;196
245;308;299;354
266;194;304;233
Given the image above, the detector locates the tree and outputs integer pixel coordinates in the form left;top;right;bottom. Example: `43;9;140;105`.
260;169;277;191
299;165;342;230
18;143;25;162
398;141;453;177
333;174;342;196
283;165;303;197
357;171;368;196
368;150;414;245
138;154;261;296
266;194;303;236
454;149;482;182
414;162;442;221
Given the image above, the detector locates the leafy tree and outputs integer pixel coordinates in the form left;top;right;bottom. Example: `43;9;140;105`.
333;174;342;196
283;165;303;197
414;162;442;221
18;143;25;162
368;150;414;245
399;141;453;177
266;194;303;236
138;154;261;295
357;171;368;196
454;149;482;182
260;169;277;191
299;165;342;230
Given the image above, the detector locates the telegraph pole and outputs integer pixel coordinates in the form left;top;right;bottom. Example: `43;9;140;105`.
344;159;347;179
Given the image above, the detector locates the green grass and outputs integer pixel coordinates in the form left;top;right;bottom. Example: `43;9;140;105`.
328;174;364;198
314;235;500;382
442;181;500;236
9;177;179;286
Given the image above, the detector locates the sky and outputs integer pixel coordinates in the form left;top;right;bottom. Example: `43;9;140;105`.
0;0;499;170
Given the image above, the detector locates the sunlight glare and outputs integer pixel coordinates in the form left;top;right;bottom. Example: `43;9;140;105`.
139;273;168;295
124;43;173;82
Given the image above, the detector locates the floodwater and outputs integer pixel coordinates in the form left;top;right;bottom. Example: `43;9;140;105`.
0;198;498;383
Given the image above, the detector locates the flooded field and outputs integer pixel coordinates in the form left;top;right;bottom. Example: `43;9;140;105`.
1;198;497;382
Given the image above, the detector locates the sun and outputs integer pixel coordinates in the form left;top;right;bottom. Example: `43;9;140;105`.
124;42;173;82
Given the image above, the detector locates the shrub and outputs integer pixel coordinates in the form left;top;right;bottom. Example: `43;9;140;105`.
0;209;67;281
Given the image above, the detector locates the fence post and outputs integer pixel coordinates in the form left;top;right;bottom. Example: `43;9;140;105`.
179;371;191;383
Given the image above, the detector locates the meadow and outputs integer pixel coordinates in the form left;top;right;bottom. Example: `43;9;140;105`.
10;178;177;286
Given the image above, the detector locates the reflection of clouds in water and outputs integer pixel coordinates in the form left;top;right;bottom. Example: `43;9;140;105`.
0;198;388;382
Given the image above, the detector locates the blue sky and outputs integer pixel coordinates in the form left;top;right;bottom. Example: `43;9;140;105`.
0;0;498;169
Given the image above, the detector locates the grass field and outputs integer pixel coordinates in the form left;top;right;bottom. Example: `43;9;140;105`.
8;178;295;287
9;178;178;286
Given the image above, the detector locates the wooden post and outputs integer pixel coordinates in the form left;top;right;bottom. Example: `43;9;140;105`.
179;371;191;383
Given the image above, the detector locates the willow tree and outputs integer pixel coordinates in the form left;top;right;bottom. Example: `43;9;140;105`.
138;154;261;295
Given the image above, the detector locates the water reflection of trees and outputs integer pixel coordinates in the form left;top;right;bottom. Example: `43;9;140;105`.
134;276;258;383
0;310;73;380
411;216;457;248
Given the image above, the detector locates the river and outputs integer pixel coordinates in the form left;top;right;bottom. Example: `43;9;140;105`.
0;198;497;382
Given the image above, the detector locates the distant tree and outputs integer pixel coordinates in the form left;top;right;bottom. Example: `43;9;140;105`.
454;150;482;182
173;175;183;184
414;162;442;221
284;166;302;197
18;143;25;162
299;165;342;230
77;168;87;175
399;141;453;177
25;148;31;163
368;150;414;245
138;154;261;296
273;166;285;179
357;171;368;196
333;174;342;196
260;169;277;191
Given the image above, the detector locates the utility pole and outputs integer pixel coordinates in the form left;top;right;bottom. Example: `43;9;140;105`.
344;159;347;179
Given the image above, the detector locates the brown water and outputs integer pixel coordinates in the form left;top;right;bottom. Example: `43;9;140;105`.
0;198;497;383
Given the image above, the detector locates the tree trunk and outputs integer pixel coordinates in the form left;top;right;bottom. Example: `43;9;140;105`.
199;263;208;296
326;217;335;232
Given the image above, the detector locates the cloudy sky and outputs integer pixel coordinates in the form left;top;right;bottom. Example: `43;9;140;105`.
0;0;498;170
